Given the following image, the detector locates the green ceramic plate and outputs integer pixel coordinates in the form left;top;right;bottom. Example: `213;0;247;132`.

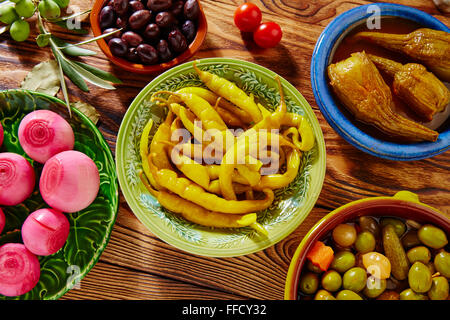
116;58;326;257
0;90;119;300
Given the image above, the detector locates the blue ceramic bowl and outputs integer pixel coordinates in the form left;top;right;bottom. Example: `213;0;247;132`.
311;3;450;161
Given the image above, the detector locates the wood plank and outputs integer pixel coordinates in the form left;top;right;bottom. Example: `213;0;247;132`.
61;262;245;300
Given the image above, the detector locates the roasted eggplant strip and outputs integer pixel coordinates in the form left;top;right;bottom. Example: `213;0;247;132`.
354;28;450;82
368;54;450;122
328;52;439;142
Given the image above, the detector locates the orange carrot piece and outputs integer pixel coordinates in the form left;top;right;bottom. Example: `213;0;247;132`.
306;241;334;271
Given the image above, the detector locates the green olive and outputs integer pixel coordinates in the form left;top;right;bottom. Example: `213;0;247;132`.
359;216;380;239
399;288;428;300
9;19;30;42
321;270;342;292
332;224;357;247
343;267;367;293
381;217;406;237
299;272;319;295
306;260;323;274
427;261;436;275
362;276;386;299
330;251;355;274
428;276;449;300
406;246;431;264
402;230;421;249
408;261;432;293
434;251;450;278
418;225;448;249
355;231;376;254
15;0;36;18
0;4;19;24
336;290;363;300
405;219;422;230
314;289;336;300
38;0;61;19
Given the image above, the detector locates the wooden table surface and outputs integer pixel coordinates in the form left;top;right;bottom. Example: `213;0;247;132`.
0;0;448;300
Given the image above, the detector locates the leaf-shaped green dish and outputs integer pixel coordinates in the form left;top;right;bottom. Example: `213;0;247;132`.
0;90;119;300
116;58;327;257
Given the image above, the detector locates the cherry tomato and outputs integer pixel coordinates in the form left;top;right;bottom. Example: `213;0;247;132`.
234;3;262;32
253;21;282;48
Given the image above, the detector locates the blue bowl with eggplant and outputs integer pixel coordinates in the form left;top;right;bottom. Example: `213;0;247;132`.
311;3;450;161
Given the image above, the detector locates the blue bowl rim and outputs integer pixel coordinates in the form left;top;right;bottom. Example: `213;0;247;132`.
311;3;450;161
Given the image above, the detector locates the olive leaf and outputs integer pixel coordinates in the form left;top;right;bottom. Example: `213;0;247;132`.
52;47;89;92
72;61;122;84
55;28;122;51
55;54;72;117
51;36;96;56
20;60;61;96
68;59;116;90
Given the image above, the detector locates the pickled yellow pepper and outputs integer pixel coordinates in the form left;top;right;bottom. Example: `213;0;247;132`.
152;91;228;131
169;102;204;140
163;142;211;190
140;118;157;188
219;131;298;200
149;110;174;171
176;86;253;125
250;77;315;152
148;153;275;214
139;172;258;229
281;114;315;151
253;149;301;191
193;61;263;123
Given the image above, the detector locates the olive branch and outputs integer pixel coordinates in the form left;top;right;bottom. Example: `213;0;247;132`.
36;9;122;116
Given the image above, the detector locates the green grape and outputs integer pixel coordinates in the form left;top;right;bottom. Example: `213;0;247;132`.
9;0;22;3
53;0;70;9
9;19;30;42
0;4;19;24
15;0;36;19
38;0;61;19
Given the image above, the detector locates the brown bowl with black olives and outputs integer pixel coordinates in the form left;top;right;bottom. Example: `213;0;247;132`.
90;0;208;74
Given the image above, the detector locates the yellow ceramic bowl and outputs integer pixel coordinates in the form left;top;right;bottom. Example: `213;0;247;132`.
284;191;450;300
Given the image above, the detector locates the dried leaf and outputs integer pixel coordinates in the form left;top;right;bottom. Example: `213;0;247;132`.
71;101;100;125
21;60;60;96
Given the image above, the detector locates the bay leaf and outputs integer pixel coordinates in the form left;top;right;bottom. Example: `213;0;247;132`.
21;60;61;96
71;101;100;125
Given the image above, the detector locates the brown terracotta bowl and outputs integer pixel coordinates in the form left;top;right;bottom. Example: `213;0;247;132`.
284;191;450;300
90;0;208;74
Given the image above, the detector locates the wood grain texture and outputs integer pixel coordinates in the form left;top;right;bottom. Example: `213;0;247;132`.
0;0;448;300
